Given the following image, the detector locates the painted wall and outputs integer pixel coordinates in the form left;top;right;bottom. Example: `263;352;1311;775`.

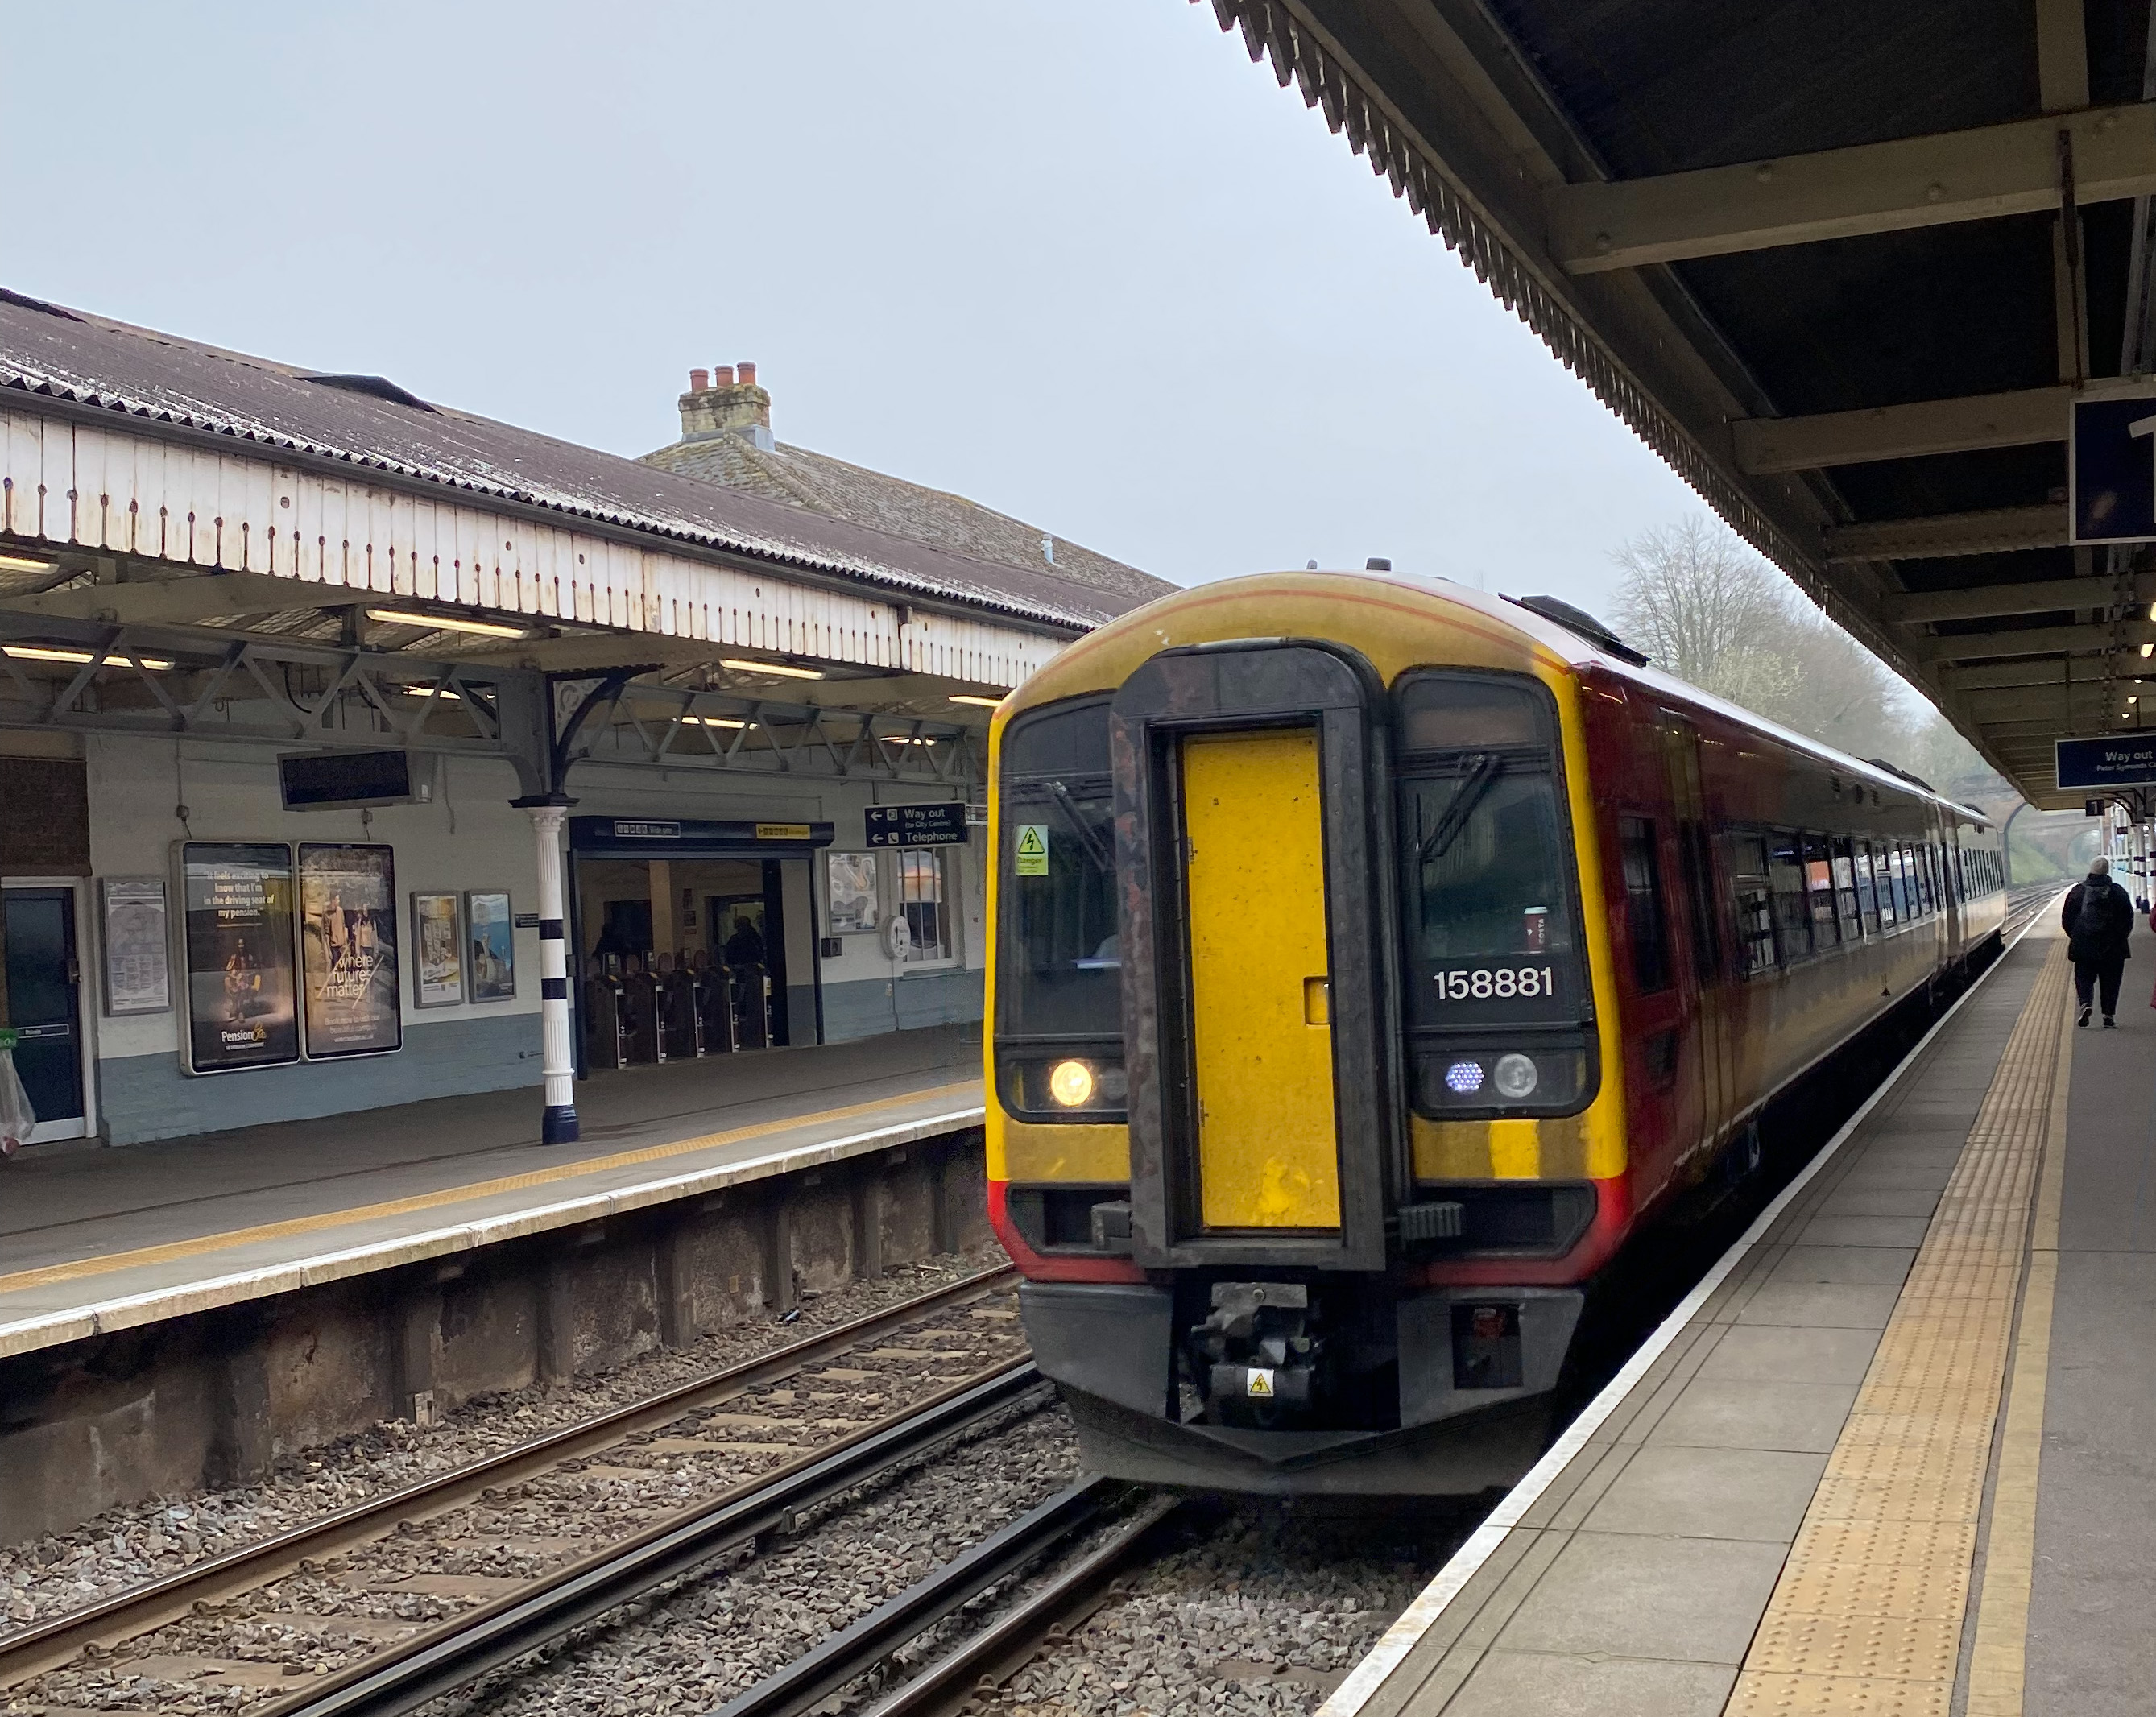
80;743;987;1144
86;739;545;1144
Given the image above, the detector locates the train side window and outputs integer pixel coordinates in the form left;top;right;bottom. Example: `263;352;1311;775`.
1915;844;1935;916
1831;837;1861;937
1853;843;1881;933
1730;834;1777;976
1619;817;1672;995
1679;821;1721;979
1873;842;1899;927
1802;834;1840;947
1768;831;1812;959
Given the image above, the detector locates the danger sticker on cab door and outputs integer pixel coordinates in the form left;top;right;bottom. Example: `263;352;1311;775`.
1015;825;1049;876
1245;1367;1275;1398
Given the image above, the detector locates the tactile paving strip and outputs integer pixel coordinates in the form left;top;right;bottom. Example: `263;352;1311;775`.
1725;940;2068;1716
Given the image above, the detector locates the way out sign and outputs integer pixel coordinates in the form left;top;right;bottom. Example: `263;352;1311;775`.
2056;733;2156;790
2071;383;2156;544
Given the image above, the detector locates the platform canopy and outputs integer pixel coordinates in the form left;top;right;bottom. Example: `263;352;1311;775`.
1206;0;2156;807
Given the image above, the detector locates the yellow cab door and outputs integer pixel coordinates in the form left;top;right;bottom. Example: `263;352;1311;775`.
1179;726;1342;1231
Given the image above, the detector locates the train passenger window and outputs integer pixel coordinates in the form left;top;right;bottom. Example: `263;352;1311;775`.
1890;845;1914;921
1728;834;1777;976
1852;844;1880;933
1914;844;1933;916
1395;672;1587;1029
1679;821;1721;979
995;699;1121;1043
1831;838;1862;937
1618;817;1671;995
1768;832;1811;959
1871;842;1897;928
1802;834;1840;947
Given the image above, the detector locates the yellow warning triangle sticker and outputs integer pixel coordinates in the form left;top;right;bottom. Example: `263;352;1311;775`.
1246;1367;1274;1397
1016;826;1046;856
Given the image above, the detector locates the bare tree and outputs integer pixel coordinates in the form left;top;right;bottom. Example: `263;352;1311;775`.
1609;515;1911;762
1609;516;1786;686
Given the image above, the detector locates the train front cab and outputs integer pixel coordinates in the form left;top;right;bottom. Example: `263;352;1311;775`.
987;623;1633;1495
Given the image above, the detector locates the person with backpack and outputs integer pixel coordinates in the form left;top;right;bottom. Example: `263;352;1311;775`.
2062;855;2134;1028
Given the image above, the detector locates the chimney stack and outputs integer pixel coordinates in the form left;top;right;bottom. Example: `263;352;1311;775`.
677;359;773;446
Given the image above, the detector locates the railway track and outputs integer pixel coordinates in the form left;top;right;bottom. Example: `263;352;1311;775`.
0;1265;1026;1711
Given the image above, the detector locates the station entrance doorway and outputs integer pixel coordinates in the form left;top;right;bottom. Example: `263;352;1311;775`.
567;817;831;1076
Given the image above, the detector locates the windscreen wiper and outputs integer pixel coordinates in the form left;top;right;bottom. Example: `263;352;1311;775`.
1413;751;1501;865
1045;780;1116;873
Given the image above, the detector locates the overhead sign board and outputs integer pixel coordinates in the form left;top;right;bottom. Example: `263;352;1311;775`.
866;803;969;848
2070;384;2156;544
2056;734;2156;790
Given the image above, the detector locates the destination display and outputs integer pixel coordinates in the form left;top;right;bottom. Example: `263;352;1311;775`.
179;842;299;1074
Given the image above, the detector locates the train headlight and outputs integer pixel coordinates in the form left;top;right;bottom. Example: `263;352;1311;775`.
1048;1059;1097;1107
1492;1053;1539;1099
1444;1060;1485;1094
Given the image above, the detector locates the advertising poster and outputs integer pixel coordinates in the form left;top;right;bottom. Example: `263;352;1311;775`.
101;875;171;1016
179;843;299;1073
465;890;516;1002
412;892;462;1008
825;852;879;933
299;844;403;1058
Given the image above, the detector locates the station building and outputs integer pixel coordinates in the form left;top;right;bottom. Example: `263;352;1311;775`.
0;288;1166;1147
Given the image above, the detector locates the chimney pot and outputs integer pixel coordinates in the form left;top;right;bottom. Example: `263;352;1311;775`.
689;368;710;391
737;361;758;387
713;364;735;387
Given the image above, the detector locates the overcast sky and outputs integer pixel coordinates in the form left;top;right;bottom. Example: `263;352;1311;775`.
5;2;1705;619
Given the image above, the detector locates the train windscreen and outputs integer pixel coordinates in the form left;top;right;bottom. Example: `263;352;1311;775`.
995;697;1126;1118
1394;672;1595;1117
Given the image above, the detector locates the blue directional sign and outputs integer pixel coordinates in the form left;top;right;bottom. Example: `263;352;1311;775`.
2071;387;2156;544
2056;733;2156;790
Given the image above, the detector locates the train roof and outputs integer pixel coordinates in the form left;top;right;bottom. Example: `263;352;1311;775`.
1070;570;1994;830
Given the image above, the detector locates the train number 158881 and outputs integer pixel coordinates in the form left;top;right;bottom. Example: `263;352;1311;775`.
1434;966;1555;1001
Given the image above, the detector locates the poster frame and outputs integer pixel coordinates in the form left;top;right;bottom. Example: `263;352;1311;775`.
463;888;517;1003
173;840;300;1076
100;875;172;1017
296;842;403;1061
410;891;464;1009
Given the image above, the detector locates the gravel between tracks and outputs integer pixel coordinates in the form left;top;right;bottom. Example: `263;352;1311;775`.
0;1244;1008;1638
441;1398;1080;1717
986;1504;1473;1717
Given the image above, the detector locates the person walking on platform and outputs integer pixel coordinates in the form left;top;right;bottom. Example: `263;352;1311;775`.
2063;855;2133;1028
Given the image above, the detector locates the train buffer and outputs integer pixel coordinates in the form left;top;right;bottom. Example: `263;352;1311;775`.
1324;915;2151;1717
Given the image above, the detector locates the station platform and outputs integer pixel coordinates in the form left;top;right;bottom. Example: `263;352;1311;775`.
0;1028;984;1363
1330;916;2151;1717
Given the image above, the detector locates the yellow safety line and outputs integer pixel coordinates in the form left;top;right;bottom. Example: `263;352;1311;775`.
1964;983;2072;1715
0;1081;979;1297
1728;937;2069;1717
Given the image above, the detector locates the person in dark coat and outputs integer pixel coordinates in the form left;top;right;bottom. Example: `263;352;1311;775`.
2062;855;2134;1028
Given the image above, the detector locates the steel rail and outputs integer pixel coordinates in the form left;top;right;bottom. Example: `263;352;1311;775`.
859;1494;1186;1717
706;1475;1144;1717
0;1264;1016;1689
259;1358;1045;1717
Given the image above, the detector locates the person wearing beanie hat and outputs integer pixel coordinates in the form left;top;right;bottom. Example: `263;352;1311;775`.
2063;854;2133;1027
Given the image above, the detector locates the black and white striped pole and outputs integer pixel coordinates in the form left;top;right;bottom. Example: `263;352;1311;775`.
523;796;578;1144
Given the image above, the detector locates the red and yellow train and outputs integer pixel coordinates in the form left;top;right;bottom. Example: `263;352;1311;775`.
983;572;2004;1493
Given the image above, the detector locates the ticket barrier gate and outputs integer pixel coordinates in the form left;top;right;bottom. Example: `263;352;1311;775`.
583;955;771;1069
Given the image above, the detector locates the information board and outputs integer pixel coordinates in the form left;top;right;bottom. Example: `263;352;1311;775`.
2055;734;2156;790
866;803;969;847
